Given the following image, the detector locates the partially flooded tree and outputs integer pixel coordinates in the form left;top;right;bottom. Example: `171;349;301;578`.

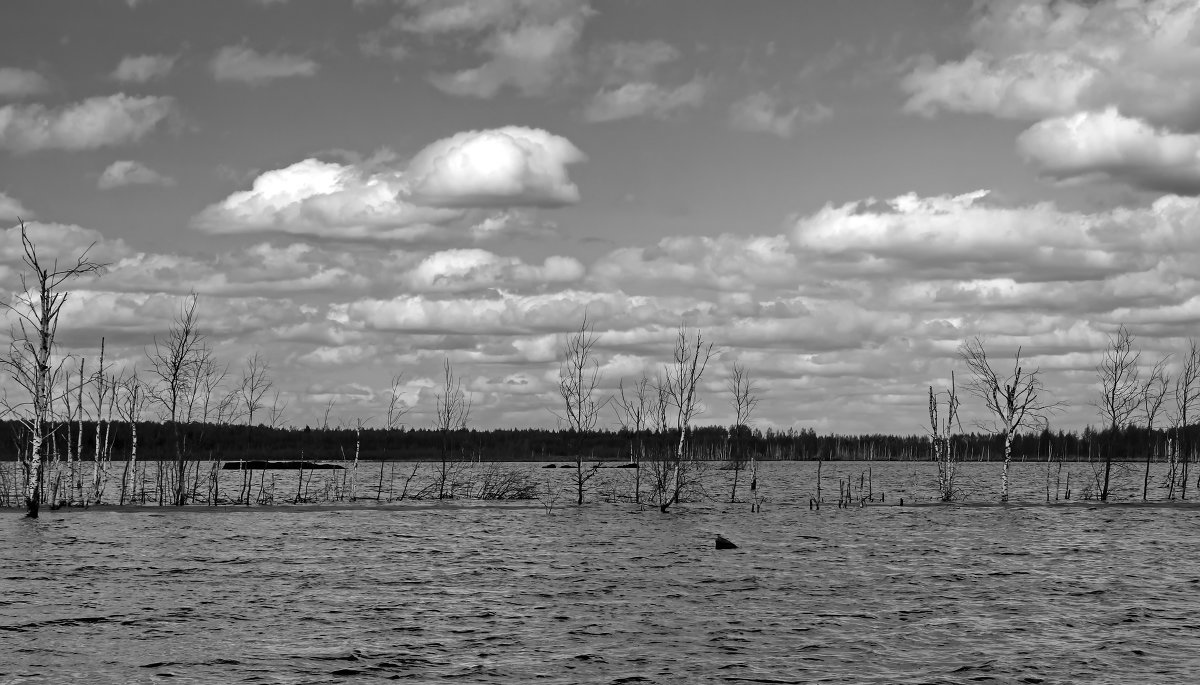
1096;325;1141;502
238;352;272;426
614;373;653;503
726;360;759;502
117;372;149;505
655;326;714;513
929;372;961;502
555;315;605;505
147;292;209;506
434;358;470;499
1172;340;1200;499
0;221;104;518
1139;355;1170;501
959;337;1060;502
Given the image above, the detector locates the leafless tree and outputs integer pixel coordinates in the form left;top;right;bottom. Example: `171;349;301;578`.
1139;355;1171;500
1172;339;1200;499
147;292;209;506
1096;325;1141;501
0;221;105;517
238;352;273;426
386;373;411;430
726;360;760;502
959;337;1061;502
321;397;336;431
555;315;606;505
116;372;149;505
929;372;962;502
654;326;715;513
267;389;288;429
434;357;470;499
614;374;653;503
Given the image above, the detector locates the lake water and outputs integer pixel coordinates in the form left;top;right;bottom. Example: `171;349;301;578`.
3;461;1200;683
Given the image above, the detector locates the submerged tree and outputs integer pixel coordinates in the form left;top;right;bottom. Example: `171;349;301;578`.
929;371;961;502
1172;339;1200;499
1;221;105;518
959;337;1060;502
654;326;715;513
434;357;470;499
555;315;605;505
1096;325;1141;502
614;373;653;503
1139;355;1170;501
726;360;760;502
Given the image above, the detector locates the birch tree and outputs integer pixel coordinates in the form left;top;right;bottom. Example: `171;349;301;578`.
655;326;714;513
117;372;148;505
434;358;470;499
1096;325;1141;502
0;222;104;518
238;352;272;426
959;337;1060;502
1139;355;1170;501
929;372;961;502
614;373;653;503
555;315;605;505
726;360;759;502
147;292;208;506
1172;339;1200;499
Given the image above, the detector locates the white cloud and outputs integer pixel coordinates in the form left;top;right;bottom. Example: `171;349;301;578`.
0;67;49;98
408;126;585;206
0;191;31;220
112;54;176;83
901;0;1200;129
583;77;706;123
1017;108;1200;194
408;0;592;98
98;160;176;189
211;45;318;85
403;248;584;293
0;94;176;153
729;92;819;138
591;40;680;85
193;126;584;239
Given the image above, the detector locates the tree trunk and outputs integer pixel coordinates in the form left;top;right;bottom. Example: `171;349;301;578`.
1002;431;1013;502
24;429;43;518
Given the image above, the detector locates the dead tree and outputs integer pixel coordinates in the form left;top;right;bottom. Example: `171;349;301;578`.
657;326;715;512
554;315;605;505
726;360;760;502
116;372;149;505
434;358;470;499
1096;325;1141;501
929;372;961;502
959;337;1061;502
147;292;208;506
1139;355;1170;501
1172;339;1200;499
614;374;652;503
0;221;104;518
238;352;272;426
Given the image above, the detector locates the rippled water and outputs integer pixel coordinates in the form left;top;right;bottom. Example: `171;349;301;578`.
4;462;1200;684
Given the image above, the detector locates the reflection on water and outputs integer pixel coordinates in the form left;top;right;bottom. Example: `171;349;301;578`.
3;462;1200;684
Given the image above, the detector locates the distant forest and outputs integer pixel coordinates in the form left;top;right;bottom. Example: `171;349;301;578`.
0;420;1190;464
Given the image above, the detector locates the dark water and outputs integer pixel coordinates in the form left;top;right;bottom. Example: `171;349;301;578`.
4;462;1200;684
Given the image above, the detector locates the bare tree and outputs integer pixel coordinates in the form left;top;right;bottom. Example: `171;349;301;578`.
929;372;962;502
726;360;760;502
1096;325;1141;501
386;373;411;430
147;292;208;506
116;372;149;505
1139;355;1170;501
959;337;1061;502
654;326;715;513
238;352;273;426
614;374;653;503
1172;339;1200;499
0;221;104;518
267;389;288;429
434;358;470;499
555;315;606;505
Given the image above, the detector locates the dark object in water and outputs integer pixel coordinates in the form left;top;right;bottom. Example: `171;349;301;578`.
612;462;638;469
561;464;577;468
221;460;344;470
715;535;738;550
542;463;557;468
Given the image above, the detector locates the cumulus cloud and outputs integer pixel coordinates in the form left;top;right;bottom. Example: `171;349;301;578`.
211;45;318;85
901;0;1200;129
592;234;800;292
112;54;176;83
0;191;31;220
98;160;176;189
0;67;49;98
403;248;584;293
407;0;592;98
1017;108;1200;194
193;126;584;239
0;94;176;153
583;77;706;123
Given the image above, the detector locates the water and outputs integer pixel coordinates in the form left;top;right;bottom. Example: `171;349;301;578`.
3;462;1200;683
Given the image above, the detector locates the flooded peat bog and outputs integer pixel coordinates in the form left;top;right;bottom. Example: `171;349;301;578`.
4;461;1200;684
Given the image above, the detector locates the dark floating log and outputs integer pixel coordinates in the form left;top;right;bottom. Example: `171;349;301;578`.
612;462;638;469
715;535;738;550
542;463;558;468
221;460;344;471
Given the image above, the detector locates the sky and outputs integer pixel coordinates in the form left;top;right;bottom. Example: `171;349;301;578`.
2;0;1200;435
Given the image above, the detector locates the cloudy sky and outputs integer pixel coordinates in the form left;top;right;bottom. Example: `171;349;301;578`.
2;0;1199;435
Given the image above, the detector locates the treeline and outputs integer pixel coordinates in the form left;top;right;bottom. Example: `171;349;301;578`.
0;420;1192;464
